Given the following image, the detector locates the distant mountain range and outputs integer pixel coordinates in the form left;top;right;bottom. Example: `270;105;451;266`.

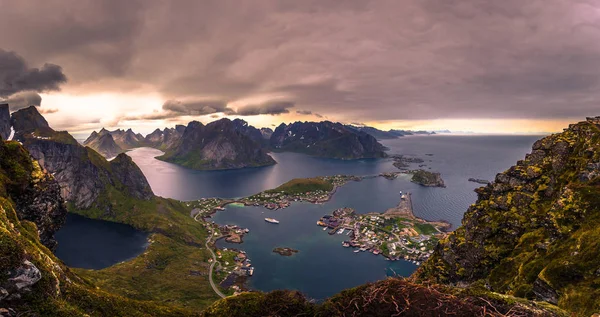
346;125;437;140
83;120;391;170
271;121;387;159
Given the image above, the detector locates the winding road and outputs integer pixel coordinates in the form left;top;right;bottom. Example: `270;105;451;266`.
197;213;226;299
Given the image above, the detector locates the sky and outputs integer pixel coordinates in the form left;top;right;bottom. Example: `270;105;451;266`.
1;0;599;135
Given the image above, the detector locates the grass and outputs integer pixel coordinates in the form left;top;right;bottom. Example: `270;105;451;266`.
414;223;438;235
68;192;223;311
266;178;334;194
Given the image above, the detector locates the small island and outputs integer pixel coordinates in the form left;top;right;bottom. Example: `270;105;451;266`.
273;247;299;256
410;169;445;187
468;178;491;185
392;155;424;170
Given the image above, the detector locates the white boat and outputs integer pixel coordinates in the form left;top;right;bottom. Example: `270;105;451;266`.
353;250;360;253
264;218;279;224
337;228;344;234
323;227;327;231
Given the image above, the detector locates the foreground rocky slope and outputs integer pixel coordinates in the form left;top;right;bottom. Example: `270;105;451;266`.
158;118;275;170
270;121;387;159
417;117;600;315
11;106;153;212
202;279;564;316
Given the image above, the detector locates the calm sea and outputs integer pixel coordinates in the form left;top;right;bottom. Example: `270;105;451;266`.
56;134;544;298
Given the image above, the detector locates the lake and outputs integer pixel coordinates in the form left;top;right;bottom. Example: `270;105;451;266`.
54;213;149;269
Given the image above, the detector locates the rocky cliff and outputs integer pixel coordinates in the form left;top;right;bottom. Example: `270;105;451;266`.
11;106;153;212
83;128;124;158
0;104;10;140
0;140;66;251
417;116;600;315
158;118;276;170
270;121;387;159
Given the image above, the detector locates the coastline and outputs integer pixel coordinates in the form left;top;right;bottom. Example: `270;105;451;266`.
191;173;452;293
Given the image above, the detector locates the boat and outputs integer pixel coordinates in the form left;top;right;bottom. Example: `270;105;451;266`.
353;250;360;253
264;218;279;224
323;227;327;231
337;228;344;234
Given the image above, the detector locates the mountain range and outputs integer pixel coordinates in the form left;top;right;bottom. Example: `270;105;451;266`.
84;119;391;170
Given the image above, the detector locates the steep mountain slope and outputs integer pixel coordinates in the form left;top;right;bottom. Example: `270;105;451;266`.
270;121;387;159
83;128;124;158
0;104;10;140
158;118;276;170
11;106;153;212
417;117;600;315
0;140;196;316
260;127;273;140
145;125;186;151
110;128;147;149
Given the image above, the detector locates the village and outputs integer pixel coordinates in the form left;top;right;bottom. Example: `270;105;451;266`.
316;192;449;264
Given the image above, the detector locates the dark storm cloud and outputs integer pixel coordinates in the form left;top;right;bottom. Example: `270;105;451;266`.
236;101;294;116
297;109;325;118
2;0;600;122
1;91;43;111
0;50;66;97
123;99;233;121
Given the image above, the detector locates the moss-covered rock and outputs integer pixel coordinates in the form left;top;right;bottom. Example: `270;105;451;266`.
417;118;600;316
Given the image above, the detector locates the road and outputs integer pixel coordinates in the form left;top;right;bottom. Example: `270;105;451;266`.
201;220;226;298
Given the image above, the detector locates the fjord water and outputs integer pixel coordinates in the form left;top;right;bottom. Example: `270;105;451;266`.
55;213;149;269
55;134;542;293
131;134;541;299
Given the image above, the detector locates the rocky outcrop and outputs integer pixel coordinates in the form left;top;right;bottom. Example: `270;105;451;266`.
270;121;387;159
410;169;445;187
417;117;600;315
83;129;123;158
0;104;10;140
1;260;42;302
158;118;276;170
11;107;153;211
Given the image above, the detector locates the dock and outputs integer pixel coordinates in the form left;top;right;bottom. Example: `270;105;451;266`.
384;192;415;219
